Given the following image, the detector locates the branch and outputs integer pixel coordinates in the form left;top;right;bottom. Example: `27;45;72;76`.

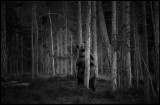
140;53;157;100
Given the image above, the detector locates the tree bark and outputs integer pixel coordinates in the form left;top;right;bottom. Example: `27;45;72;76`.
98;1;111;66
126;1;132;87
78;1;83;46
49;12;55;76
84;1;91;89
1;1;7;76
31;1;35;79
142;1;150;101
92;1;98;77
64;2;68;75
111;1;117;91
21;36;23;73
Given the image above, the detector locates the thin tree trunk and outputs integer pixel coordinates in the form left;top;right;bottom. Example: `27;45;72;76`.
57;33;59;74
78;1;82;45
70;32;73;75
60;28;63;74
64;2;68;75
31;1;35;79
49;12;55;76
111;1;117;91
1;1;7;76
92;1;98;77
84;1;91;89
21;36;23;73
142;1;150;101
35;3;38;76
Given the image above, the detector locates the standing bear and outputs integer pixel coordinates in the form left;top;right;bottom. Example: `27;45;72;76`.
76;42;96;91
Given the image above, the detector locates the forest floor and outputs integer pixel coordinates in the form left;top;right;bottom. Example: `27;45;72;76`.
1;73;159;104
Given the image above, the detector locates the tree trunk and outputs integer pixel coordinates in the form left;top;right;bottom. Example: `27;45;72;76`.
78;1;82;45
60;28;63;74
111;1;117;91
142;1;150;101
31;1;35;79
84;1;91;89
98;1;111;66
151;1;159;93
21;36;23;73
126;1;132;87
35;3;38;76
64;2;68;75
92;1;98;77
57;32;60;74
70;32;73;75
1;1;7;76
49;12;55;76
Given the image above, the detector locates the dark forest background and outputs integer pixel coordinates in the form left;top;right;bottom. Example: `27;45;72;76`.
1;1;159;104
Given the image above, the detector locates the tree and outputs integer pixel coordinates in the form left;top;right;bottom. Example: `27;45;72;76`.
49;12;55;76
126;1;132;87
78;1;82;46
84;1;91;89
98;1;111;66
111;1;117;91
142;1;150;100
92;1;98;77
1;1;7;76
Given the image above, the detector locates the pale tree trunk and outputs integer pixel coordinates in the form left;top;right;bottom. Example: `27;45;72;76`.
84;1;91;89
142;1;150;100
1;1;7;76
78;1;83;45
60;28;63;74
101;45;103;74
111;1;117;91
49;12;55;76
57;33;60;74
98;1;111;66
92;1;98;77
126;1;132;87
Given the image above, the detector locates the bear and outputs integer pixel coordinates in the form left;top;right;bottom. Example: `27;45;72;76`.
76;42;96;91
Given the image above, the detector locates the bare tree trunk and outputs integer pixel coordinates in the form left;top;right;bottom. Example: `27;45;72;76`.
98;1;111;66
70;32;73;75
78;1;83;45
142;1;150;101
126;1;132;87
35;3;38;76
64;1;68;75
111;1;117;91
31;1;35;79
92;1;98;77
1;1;7;76
57;33;60;74
60;28;63;74
49;12;55;76
151;1;159;93
84;1;91;89
21;36;23;73
70;31;73;75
